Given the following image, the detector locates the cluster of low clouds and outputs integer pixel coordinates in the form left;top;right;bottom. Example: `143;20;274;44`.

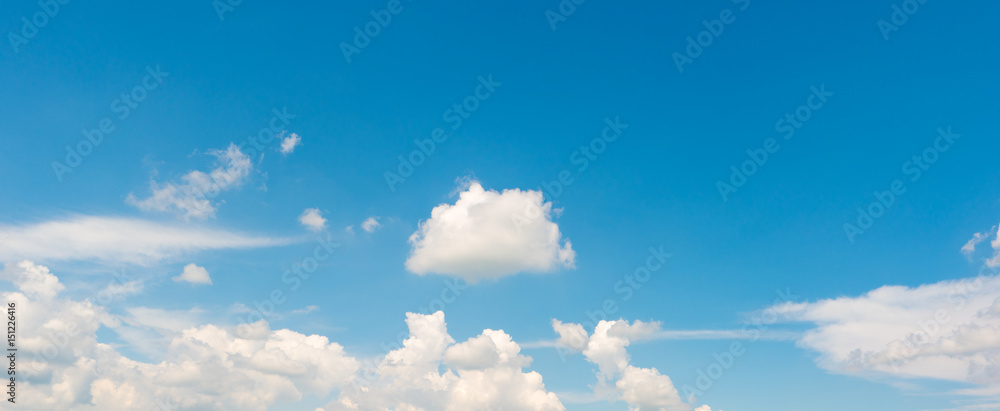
21;134;1000;409
2;261;719;411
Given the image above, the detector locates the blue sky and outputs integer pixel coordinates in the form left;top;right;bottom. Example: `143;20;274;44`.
2;0;1000;410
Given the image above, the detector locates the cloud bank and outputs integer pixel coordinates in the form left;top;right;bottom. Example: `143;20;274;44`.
5;261;715;410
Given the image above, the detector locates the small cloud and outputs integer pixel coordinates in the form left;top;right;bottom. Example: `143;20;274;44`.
100;280;144;300
126;143;252;220
280;133;301;154
345;225;355;235
228;302;253;314
173;263;212;285
299;208;327;232
361;217;381;233
292;305;319;315
963;229;991;256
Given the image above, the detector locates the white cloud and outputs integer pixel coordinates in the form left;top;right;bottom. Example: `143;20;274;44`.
329;311;564;411
98;279;144;300
126;143;252;220
173;263;212;285
405;181;575;282
361;217;380;233
280;132;302;154
526;324;796;350
552;319;689;411
4;263;577;411
963;230;991;256
3;261;358;411
0;215;291;265
292;305;319;315
771;269;1000;397
1;260;64;299
552;319;588;351
299;208;327;232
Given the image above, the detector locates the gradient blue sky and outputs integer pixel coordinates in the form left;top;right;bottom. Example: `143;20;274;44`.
2;1;999;410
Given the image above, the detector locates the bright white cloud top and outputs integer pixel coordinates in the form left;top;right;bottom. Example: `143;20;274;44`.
553;318;696;411
329;311;565;410
0;215;292;265
173;263;212;285
126;143;252;220
405;181;575;282
299;208;327;232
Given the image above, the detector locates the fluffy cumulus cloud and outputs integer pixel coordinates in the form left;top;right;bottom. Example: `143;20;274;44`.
552;319;694;411
299;208;328;232
126;143;252;220
0;215;291;265
4;262;580;411
173;263;212;285
5;261;358;411
405;181;575;282
771;268;1000;397
280;132;302;154
328;311;564;411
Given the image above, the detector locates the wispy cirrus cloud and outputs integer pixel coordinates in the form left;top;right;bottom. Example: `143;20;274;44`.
0;215;293;265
